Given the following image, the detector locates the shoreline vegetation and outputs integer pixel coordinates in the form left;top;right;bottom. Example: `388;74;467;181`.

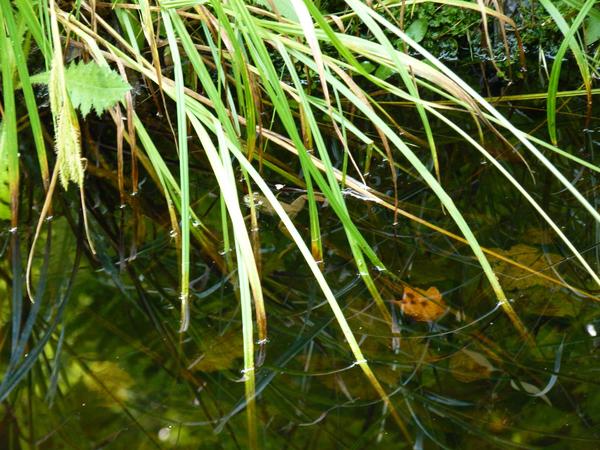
1;1;599;448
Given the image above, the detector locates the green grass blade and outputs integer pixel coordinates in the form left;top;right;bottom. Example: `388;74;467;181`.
0;3;19;228
1;0;50;189
277;42;391;321
344;0;440;181
284;35;528;337
161;10;191;332
224;129;411;440
351;2;600;285
188;113;260;450
14;0;52;61
539;0;595;145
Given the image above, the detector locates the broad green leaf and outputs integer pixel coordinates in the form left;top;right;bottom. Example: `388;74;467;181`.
255;0;298;22
188;329;243;372
586;15;600;45
82;361;134;405
374;64;395;81
360;60;376;73
406;19;428;43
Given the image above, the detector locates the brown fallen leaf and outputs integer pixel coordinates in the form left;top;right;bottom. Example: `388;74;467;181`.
393;285;446;322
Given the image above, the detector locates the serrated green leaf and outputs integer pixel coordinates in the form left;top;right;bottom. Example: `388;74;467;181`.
30;61;130;117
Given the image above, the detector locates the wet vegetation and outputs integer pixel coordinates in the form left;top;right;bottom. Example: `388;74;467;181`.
1;0;600;448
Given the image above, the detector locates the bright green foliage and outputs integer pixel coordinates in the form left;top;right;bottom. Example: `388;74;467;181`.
586;14;600;45
30;61;131;117
2;1;600;449
255;0;299;21
406;3;480;61
405;18;428;43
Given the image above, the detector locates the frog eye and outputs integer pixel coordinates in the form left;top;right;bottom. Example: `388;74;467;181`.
402;291;415;304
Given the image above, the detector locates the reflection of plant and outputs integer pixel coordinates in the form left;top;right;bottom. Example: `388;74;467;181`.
1;0;599;448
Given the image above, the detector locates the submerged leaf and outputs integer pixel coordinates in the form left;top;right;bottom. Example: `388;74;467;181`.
189;329;244;372
491;244;581;317
520;287;580;318
450;348;495;382
491;244;562;290
83;361;134;405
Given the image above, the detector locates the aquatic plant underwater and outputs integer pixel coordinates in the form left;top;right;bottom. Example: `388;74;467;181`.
1;0;600;447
